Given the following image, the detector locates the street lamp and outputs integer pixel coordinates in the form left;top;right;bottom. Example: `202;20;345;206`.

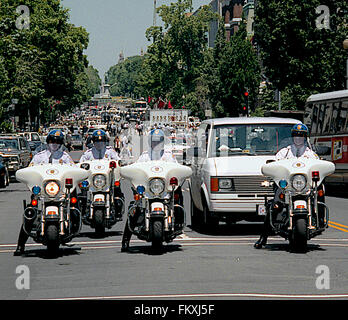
343;38;348;89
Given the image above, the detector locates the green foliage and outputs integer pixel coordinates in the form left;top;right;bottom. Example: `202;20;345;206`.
255;0;348;110
0;0;91;129
85;65;102;97
106;55;145;98
206;20;261;117
140;0;216;111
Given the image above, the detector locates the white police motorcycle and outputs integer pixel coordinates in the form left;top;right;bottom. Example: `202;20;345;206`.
79;159;124;234
261;157;335;252
120;160;192;250
16;163;89;254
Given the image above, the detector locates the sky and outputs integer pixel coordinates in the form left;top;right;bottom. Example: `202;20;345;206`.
61;0;211;80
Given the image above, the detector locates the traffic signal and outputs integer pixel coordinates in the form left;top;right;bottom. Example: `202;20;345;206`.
242;89;249;116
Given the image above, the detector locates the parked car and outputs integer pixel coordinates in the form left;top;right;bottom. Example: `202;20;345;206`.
18;132;43;151
0;155;10;188
0;135;32;176
71;133;83;150
189;117;301;230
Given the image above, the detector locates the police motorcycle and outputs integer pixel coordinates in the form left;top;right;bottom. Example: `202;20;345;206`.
120;160;192;249
15;163;89;254
261;157;335;252
79;159;124;234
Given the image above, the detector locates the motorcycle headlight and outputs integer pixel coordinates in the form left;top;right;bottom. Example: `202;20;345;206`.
93;174;106;188
149;178;165;195
291;174;307;192
44;181;60;197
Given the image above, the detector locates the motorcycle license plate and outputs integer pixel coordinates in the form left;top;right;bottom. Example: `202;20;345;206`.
257;205;266;216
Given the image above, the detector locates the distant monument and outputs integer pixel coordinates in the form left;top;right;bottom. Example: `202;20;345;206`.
100;82;111;98
118;51;125;64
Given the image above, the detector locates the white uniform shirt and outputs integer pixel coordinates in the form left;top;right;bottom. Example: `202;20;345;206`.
80;146;120;162
137;150;177;163
276;144;319;161
30;150;75;166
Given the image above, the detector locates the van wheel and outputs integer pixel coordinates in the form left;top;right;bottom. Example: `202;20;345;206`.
202;197;219;231
190;197;202;230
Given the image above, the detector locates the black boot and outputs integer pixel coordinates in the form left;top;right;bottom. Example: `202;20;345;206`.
121;219;132;252
13;225;28;256
121;239;130;252
254;235;268;249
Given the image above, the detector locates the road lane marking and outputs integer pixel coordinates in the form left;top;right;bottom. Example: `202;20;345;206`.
4;239;348;254
328;221;348;232
328;224;348;233
46;292;348;300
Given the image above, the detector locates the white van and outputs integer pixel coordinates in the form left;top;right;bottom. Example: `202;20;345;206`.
189;117;301;230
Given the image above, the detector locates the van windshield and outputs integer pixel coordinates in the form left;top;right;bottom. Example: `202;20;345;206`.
209;123;295;157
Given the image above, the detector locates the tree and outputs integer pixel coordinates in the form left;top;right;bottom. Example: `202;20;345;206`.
0;0;89;130
85;65;102;97
254;0;348;110
106;55;145;98
206;20;261;117
140;0;216;110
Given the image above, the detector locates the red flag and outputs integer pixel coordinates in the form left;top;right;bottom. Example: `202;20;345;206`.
147;96;152;103
158;99;165;109
168;100;173;109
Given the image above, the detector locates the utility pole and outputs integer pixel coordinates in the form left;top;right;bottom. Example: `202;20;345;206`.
153;0;157;26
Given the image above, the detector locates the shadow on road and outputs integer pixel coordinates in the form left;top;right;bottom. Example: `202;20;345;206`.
19;246;81;259
262;243;326;254
77;231;122;239
123;244;182;256
189;222;264;236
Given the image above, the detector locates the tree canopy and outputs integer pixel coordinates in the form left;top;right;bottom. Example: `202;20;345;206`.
254;0;348;110
0;0;99;131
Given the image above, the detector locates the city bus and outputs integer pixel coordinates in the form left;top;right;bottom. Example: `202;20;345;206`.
304;90;348;185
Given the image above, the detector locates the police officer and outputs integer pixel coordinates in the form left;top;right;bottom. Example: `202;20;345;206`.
79;129;124;221
254;124;320;249
14;130;74;256
121;129;180;252
80;129;120;162
137;128;177;163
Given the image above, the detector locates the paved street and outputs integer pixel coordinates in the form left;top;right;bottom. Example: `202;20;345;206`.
1;154;348;300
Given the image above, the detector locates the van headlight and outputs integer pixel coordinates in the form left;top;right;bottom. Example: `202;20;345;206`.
93;174;107;188
291;174;307;192
44;181;60;197
149;178;165;195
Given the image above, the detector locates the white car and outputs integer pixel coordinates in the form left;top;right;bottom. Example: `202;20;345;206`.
189;117;301;230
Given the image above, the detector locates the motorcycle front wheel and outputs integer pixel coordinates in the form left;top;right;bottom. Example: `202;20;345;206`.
94;209;105;235
290;217;308;253
46;224;59;254
151;220;163;251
